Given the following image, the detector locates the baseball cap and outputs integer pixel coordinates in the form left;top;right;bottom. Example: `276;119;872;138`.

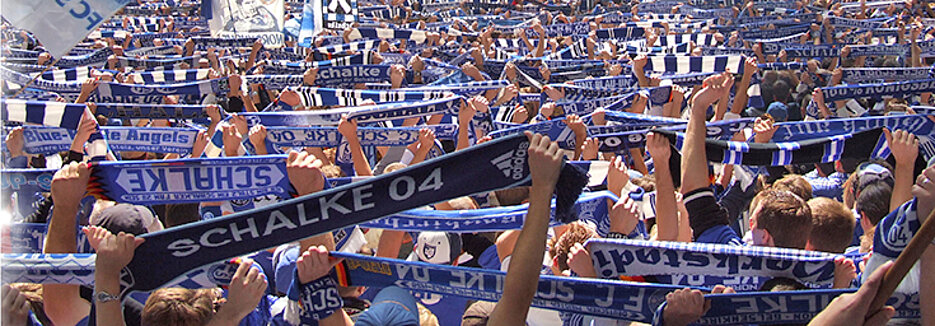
92;203;162;235
766;102;788;122
855;162;895;191
414;232;462;265
356;286;420;326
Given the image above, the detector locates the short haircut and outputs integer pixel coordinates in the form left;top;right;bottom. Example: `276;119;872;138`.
547;222;597;272
754;190;813;249
142;288;216;326
855;181;892;226
320;164;345;178
772;174;813;201
807;197;856;253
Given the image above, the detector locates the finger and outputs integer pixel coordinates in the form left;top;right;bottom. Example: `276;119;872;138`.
234;257;251;281
1;285;12;307
11;290;26;313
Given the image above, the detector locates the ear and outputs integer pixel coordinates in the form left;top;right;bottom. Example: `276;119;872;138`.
762;229;774;247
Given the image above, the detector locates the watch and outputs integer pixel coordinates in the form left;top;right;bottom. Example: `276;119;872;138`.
94;291;119;303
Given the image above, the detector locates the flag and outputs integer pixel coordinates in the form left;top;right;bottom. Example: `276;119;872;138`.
2;0;129;58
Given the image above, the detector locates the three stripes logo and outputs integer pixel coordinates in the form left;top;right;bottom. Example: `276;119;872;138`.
489;141;528;180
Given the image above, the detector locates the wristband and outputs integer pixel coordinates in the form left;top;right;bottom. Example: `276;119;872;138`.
292;273;344;321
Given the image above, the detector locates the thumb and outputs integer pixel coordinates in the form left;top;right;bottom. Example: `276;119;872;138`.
133;237;146;248
864;306;895;326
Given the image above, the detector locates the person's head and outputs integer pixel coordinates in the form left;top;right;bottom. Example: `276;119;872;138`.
384;162;408;173
142;288;220;326
493;186;530;206
356;286;420;326
771;174;812;201
413;232;462;265
164;203;200;228
547;221;598;274
769;79;793;104
766;102;789;122
320;164;345;178
855;180;892;230
749;190;812;249
806;198;856;253
91;202;162;235
814;162;835;177
461;301;496;326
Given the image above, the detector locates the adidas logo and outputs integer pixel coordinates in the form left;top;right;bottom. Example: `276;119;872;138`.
489;146;527;180
490;150;515;178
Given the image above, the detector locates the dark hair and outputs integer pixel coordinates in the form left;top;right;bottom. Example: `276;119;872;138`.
165;203;200;228
855;181;892;226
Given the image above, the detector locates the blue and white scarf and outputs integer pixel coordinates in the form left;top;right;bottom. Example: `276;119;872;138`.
841;67;934;83
820;79;935;101
362;191;614;232
92;78;227;102
294;87;455;107
104;127;199;154
332;252;686;323
129;69;211;84
588;239;838;288
37;66;94;82
89;155;293;205
264;124;458;147
118;133;582;293
247;97;459;127
93;103;210;120
655;290;919;325
1;99;85;129
640;55;746;74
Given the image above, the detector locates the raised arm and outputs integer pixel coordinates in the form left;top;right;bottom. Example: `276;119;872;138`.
647;132;678;241
43;162;92;326
337;115;373;177
884;129;918;212
488;132;562;325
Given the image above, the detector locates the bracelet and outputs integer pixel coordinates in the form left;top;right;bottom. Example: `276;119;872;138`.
606;232;628;239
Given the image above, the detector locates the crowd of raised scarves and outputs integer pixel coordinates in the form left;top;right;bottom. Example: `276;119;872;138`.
2;0;935;324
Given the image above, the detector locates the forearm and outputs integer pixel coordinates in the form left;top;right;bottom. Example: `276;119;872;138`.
629;148;648;175
654;160;678;241
347;139;373;177
635;68;650;87
456;122;472;151
411;144;432;165
573;130;586;160
730;75;752;114
534;34;546;58
94;270;125;326
376;230;405;258
891;163;914;212
681;99;711;193
489;185;552;325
